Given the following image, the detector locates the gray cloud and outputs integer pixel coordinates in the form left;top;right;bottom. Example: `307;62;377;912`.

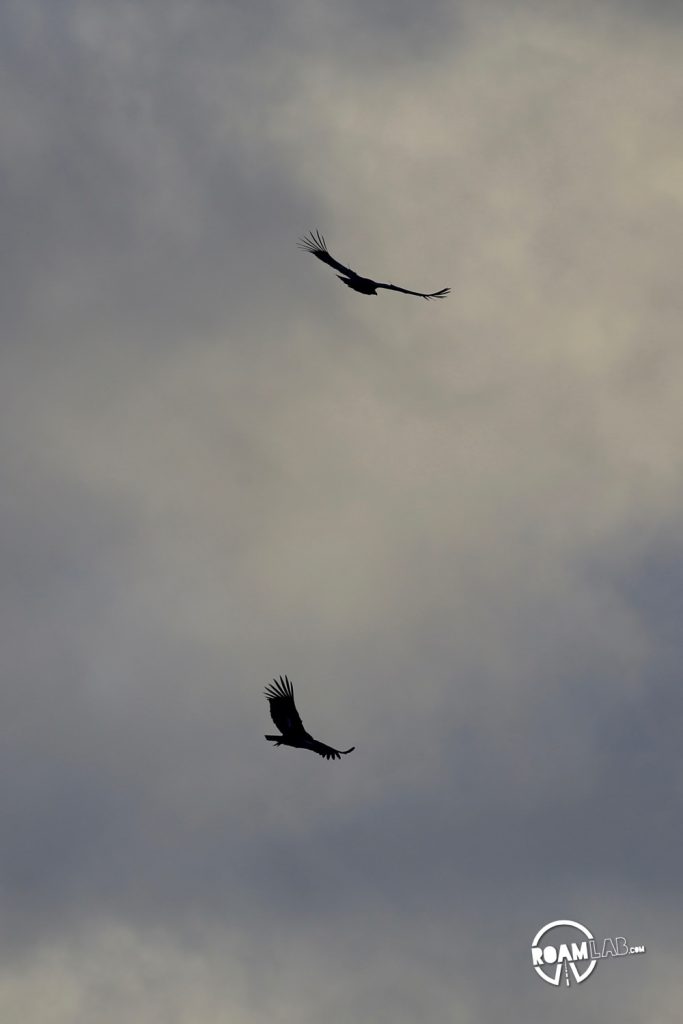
1;0;682;1020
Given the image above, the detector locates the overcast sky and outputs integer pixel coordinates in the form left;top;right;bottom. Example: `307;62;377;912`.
1;1;682;1021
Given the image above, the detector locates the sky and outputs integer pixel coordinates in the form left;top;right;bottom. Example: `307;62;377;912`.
1;0;682;1020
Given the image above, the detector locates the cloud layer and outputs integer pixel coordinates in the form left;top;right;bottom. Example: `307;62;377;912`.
1;1;682;1020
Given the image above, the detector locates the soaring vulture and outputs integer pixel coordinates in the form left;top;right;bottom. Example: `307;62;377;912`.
298;230;450;300
264;676;355;761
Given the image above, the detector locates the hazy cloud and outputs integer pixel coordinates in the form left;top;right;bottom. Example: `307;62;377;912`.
1;0;681;1020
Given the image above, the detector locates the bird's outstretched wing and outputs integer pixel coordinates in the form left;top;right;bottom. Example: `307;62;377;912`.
305;738;356;761
264;676;304;737
375;282;451;300
297;230;358;279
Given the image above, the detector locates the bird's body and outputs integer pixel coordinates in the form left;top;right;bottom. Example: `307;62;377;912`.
336;273;380;296
298;230;450;300
264;676;355;761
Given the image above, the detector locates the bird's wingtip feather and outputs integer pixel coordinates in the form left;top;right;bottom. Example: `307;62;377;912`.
297;230;328;255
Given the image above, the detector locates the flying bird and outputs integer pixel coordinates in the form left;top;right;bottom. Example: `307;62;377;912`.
264;675;355;761
298;230;450;300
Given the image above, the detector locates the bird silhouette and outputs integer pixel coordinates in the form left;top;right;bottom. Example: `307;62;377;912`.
298;230;450;300
264;676;355;760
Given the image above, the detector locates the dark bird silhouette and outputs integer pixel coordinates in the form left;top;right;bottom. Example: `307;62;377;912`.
298;230;450;300
264;675;355;760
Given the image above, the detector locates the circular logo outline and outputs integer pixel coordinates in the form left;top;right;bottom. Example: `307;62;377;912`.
531;919;597;986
